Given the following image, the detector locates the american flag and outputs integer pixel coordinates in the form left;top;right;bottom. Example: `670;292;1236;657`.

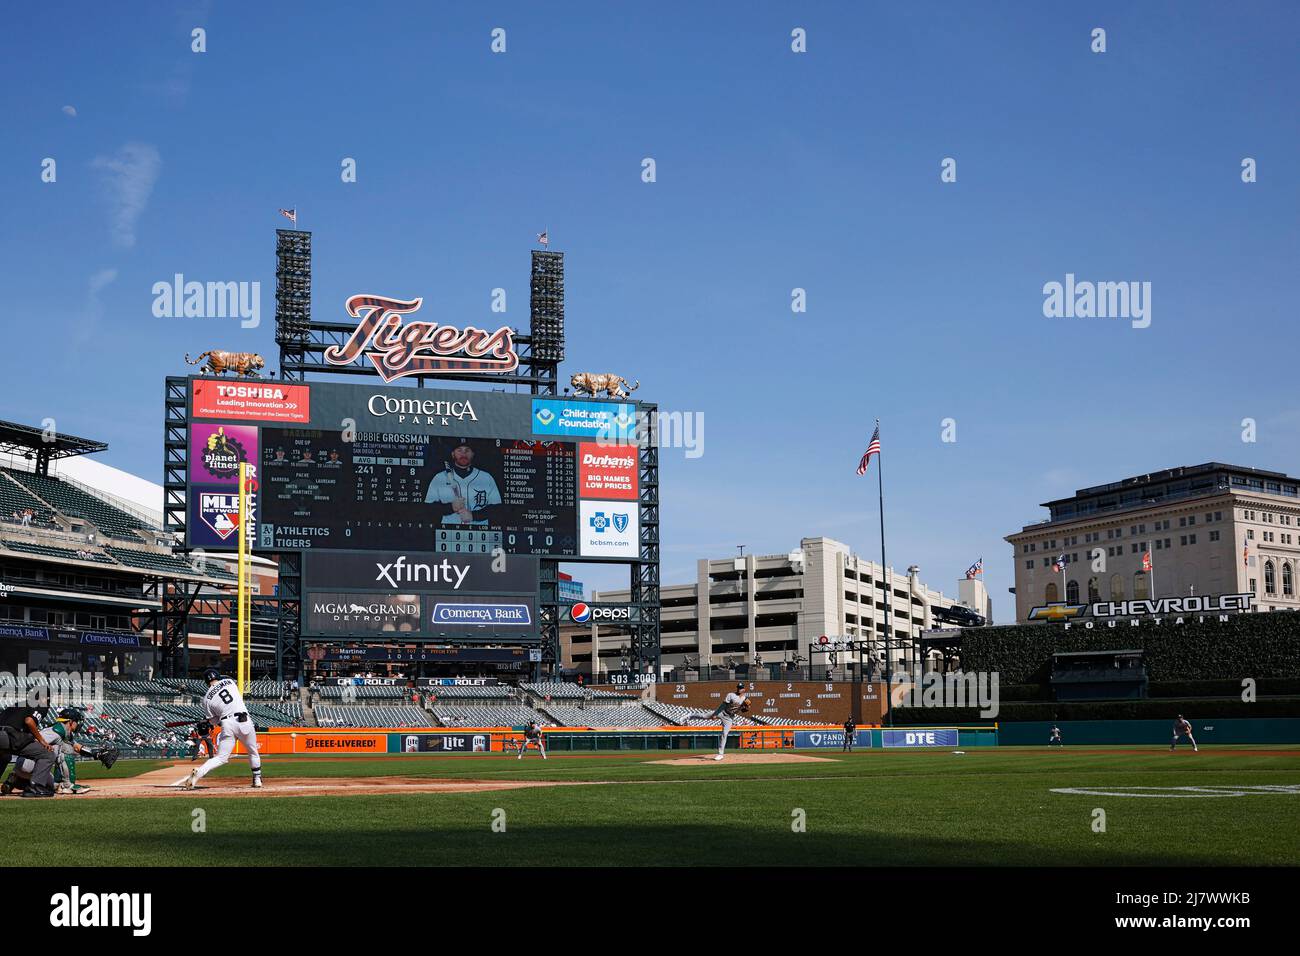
1243;539;1250;567
278;208;297;225
537;230;548;247
965;558;983;579
1051;553;1069;573
1141;551;1152;572
856;424;881;476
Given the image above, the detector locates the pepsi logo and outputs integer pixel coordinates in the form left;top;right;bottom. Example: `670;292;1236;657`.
569;603;632;624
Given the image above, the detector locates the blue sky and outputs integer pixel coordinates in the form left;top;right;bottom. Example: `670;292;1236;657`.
2;2;1297;618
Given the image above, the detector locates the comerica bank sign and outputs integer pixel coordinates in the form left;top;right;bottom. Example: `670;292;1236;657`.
1028;592;1256;628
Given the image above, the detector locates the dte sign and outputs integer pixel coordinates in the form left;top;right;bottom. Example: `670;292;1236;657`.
882;728;958;749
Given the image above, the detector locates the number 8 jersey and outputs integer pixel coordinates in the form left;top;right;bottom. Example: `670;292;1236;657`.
204;678;248;722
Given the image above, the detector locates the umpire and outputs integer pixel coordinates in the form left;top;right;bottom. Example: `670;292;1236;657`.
842;716;857;752
0;703;58;798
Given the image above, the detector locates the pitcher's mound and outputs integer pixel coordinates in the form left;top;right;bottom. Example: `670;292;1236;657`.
648;753;835;766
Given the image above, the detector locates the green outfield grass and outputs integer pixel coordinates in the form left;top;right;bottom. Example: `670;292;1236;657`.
9;746;1300;866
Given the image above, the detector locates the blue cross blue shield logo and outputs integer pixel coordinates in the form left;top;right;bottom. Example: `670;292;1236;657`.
612;513;629;533
590;511;610;533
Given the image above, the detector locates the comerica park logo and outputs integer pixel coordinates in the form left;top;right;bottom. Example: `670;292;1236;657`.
570;603;631;624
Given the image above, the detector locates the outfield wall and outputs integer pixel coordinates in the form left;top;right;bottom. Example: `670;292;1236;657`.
998;717;1300;746
242;724;999;753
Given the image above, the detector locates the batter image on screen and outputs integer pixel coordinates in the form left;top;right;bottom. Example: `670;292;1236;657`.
424;441;502;526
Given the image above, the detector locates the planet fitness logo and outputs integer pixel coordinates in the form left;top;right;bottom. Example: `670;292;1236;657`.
200;427;249;481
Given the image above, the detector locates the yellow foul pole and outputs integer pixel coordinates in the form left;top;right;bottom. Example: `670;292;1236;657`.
237;461;250;693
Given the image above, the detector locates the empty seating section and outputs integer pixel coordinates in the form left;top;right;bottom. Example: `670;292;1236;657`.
0;473;58;528
315;705;428;728
541;705;658;728
430;704;545;727
8;470;153;538
521;681;634;701
104;546;233;580
106;677;185;697
422;684;515;700
244;680;291;699
317;685;407;700
1;540;117;564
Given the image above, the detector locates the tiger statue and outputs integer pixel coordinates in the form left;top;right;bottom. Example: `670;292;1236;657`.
185;351;266;377
569;372;639;399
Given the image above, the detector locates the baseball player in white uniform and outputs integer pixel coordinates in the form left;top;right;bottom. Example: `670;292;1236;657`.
516;720;547;760
1170;714;1198;752
178;669;263;789
424;443;501;527
688;682;750;760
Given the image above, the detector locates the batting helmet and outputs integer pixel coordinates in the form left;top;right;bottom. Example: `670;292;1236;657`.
202;668;221;683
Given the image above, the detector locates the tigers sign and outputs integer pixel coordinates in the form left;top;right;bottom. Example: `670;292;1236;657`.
324;294;519;382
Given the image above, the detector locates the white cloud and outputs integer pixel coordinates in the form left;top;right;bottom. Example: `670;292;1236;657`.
62;105;77;118
70;268;119;348
91;143;161;248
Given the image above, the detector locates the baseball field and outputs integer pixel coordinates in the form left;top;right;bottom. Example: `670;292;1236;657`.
9;746;1299;867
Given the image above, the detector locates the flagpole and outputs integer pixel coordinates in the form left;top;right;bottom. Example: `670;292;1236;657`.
876;418;892;729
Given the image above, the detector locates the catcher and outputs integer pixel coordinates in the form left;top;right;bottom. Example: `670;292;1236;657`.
687;682;751;761
1;708;117;796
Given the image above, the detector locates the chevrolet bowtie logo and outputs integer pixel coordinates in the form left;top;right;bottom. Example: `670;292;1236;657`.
1028;603;1089;622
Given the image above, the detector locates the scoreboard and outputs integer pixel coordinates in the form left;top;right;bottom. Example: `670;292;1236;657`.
259;430;578;554
185;377;641;562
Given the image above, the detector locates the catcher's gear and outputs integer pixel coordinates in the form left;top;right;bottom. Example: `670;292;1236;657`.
96;747;120;770
57;707;85;724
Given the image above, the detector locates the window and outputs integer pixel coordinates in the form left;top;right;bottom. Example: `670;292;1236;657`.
1284;563;1294;597
1265;560;1276;596
1209;530;1220;542
1188;534;1196;545
1087;577;1100;602
1134;574;1150;600
1066;580;1080;604
1110;574;1125;600
1045;582;1059;603
1025;560;1033;570
1248;530;1255;540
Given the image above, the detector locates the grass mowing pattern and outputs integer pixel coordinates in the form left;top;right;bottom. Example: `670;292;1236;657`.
14;747;1300;866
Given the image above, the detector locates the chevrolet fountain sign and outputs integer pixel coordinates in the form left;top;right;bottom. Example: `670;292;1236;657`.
1028;592;1255;628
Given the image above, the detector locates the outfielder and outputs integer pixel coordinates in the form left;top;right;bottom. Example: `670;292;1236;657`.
178;669;263;789
1171;714;1198;752
689;682;750;760
516;720;547;760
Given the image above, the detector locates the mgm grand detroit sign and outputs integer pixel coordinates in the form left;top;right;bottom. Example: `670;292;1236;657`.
1027;592;1256;629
